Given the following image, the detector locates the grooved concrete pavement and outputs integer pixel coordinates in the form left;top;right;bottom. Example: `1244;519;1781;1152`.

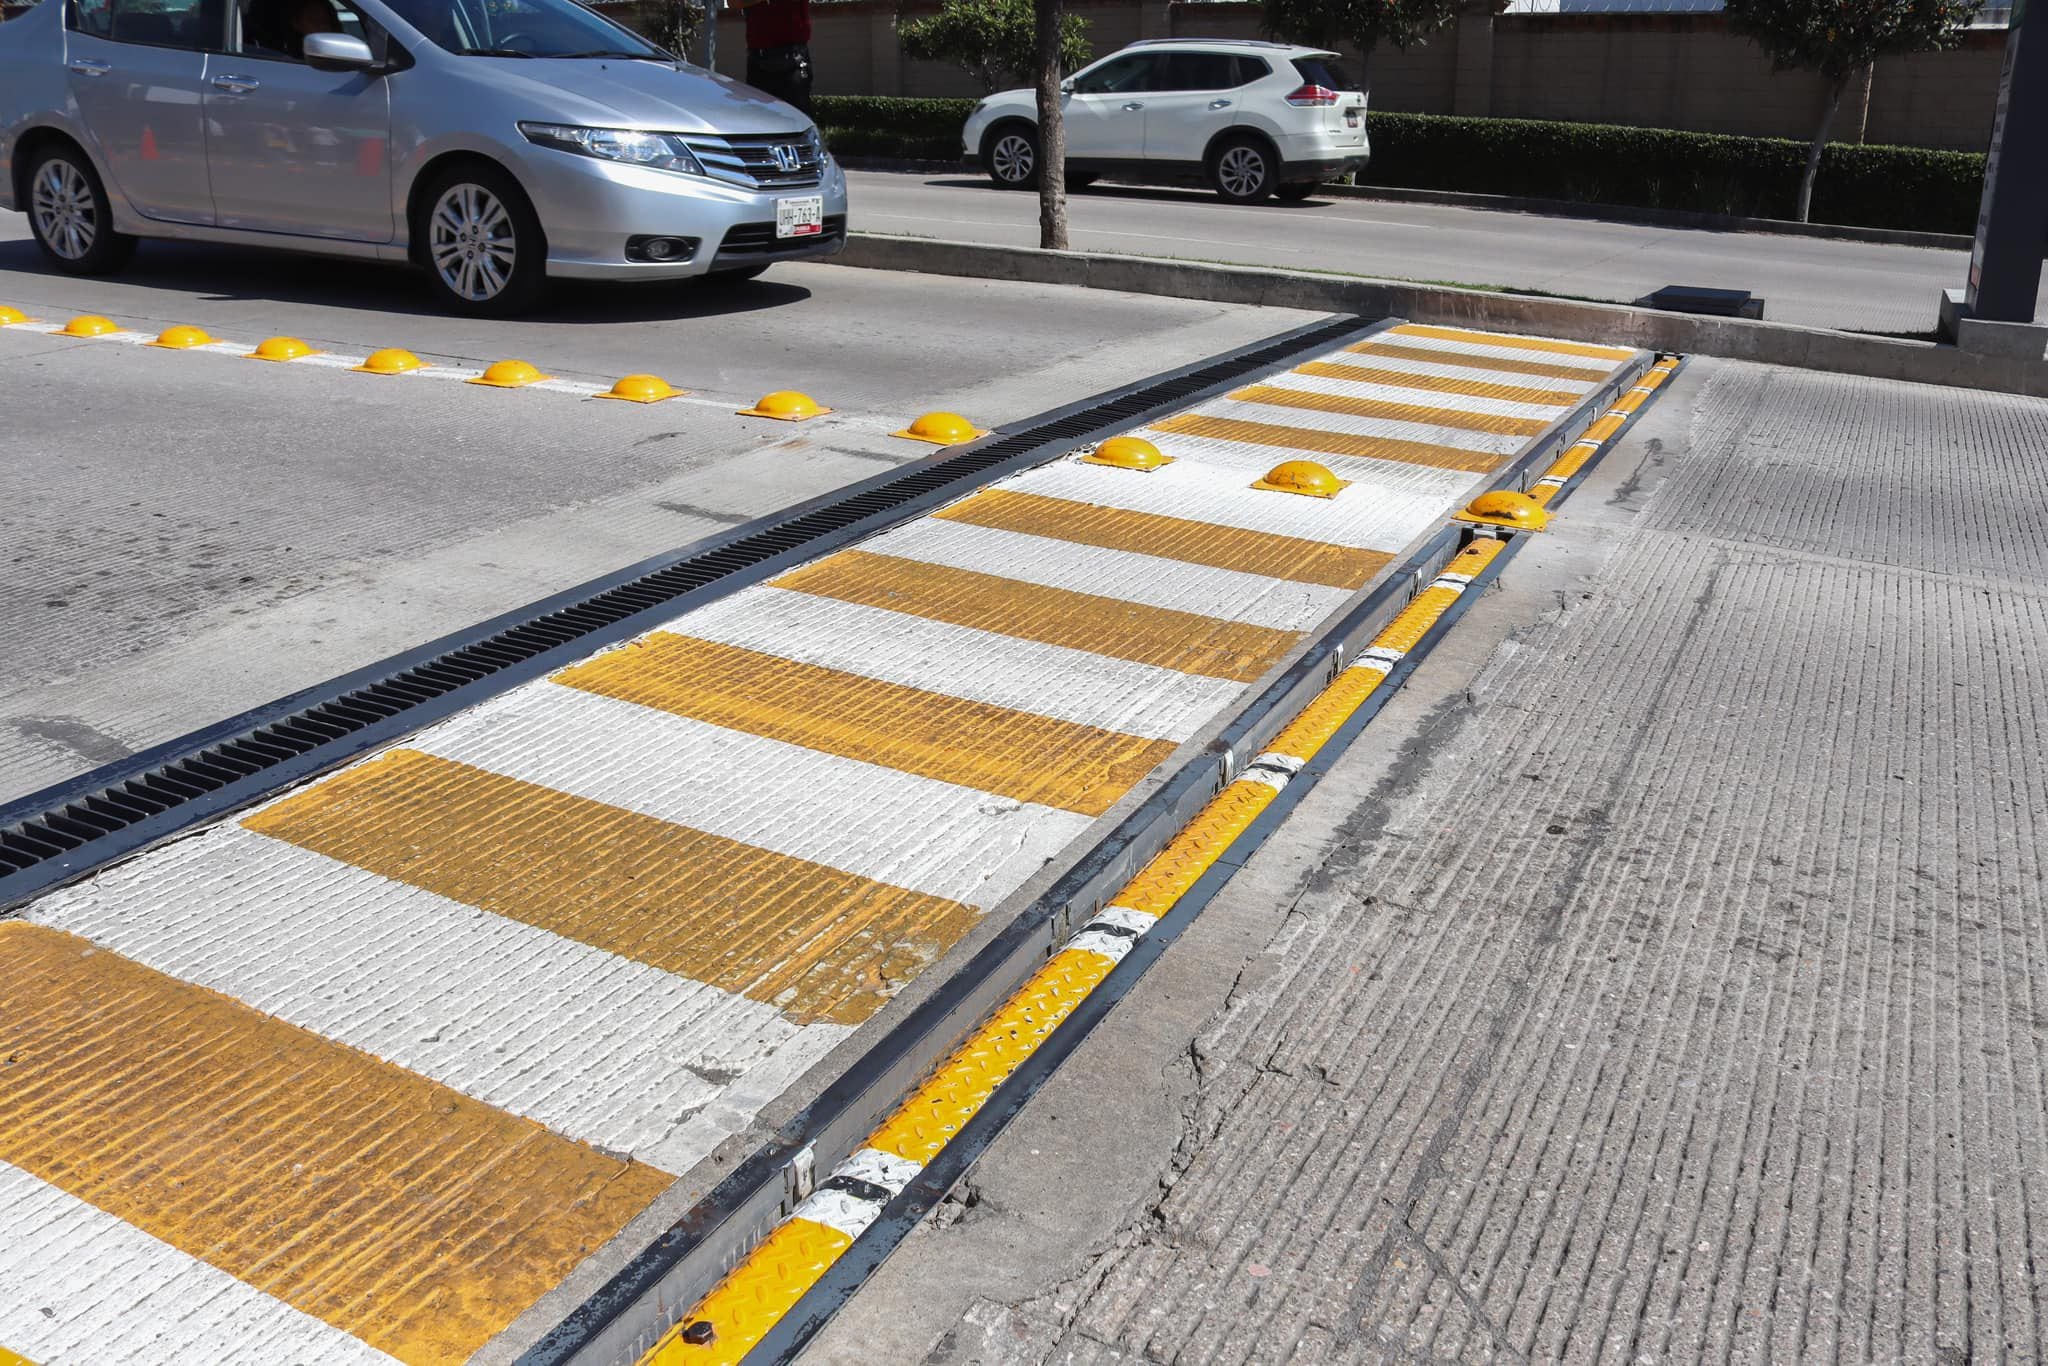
810;359;2048;1364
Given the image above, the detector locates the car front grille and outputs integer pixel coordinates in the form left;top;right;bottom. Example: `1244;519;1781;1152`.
715;215;848;261
679;133;825;189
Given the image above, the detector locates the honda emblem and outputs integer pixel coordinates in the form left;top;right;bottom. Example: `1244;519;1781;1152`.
771;144;804;172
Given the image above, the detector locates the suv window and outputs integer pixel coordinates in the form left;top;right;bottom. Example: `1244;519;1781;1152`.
1290;55;1356;92
1070;52;1162;95
1233;55;1271;85
1156;51;1238;91
71;0;221;47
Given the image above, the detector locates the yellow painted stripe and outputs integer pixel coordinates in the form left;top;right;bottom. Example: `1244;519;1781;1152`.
934;488;1387;590
653;1217;854;1366
773;549;1300;684
555;632;1174;819
867;946;1119;1166
1346;339;1620;383
243;748;978;1027
1393;323;1637;362
1230;382;1550;437
1151;413;1505;475
1294;360;1582;408
0;921;670;1366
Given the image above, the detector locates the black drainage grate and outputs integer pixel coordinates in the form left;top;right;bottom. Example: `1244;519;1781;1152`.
0;314;1377;908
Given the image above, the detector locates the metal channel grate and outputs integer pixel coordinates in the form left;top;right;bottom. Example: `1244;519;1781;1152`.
0;316;1366;889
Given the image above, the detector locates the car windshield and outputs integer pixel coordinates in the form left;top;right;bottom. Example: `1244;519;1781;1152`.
378;0;667;58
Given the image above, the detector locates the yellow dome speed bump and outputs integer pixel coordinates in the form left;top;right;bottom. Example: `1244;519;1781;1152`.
597;373;686;404
469;359;551;389
59;314;120;338
892;412;986;446
1455;488;1551;532
1079;435;1173;471
1251;459;1350;499
247;336;318;363
739;390;830;421
354;348;427;376
148;325;214;350
0;305;33;326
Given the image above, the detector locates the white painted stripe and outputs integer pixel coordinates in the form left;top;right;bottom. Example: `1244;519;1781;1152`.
408;680;1093;906
1116;433;1487;500
863;517;1351;632
1087;906;1159;935
1249;370;1569;423
30;825;842;1176
1067;928;1139;963
1382;328;1627;372
793;1192;883;1240
1008;458;1471;553
835;1147;923;1193
1299;348;1603;394
1180;397;1527;457
0;1160;397;1365
670;584;1246;743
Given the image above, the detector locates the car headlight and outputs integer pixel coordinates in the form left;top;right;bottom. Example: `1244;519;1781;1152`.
518;122;705;177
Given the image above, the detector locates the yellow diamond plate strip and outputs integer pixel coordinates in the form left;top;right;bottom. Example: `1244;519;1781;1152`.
645;1218;854;1366
870;948;1119;1165
1531;357;1679;507
635;354;1679;1365
2;1347;37;1366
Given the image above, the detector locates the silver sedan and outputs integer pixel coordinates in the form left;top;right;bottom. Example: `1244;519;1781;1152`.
0;0;848;313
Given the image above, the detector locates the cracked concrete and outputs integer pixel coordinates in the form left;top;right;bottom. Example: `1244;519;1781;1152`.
804;357;2048;1364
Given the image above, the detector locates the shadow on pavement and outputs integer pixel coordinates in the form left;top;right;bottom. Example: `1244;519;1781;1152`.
0;237;813;324
922;175;1331;209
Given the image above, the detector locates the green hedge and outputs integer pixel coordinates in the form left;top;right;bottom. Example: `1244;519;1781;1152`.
815;95;1984;233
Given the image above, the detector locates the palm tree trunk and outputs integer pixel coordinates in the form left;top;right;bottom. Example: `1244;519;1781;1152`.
1034;0;1068;250
1796;75;1847;224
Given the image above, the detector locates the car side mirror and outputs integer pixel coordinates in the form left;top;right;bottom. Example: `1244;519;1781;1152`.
304;32;375;70
1060;78;1075;94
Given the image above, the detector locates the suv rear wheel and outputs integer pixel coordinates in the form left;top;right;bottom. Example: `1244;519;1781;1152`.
983;123;1040;190
25;141;135;276
416;162;547;317
1210;134;1276;204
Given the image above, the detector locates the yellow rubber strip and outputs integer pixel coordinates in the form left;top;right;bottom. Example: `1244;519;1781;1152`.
1529;357;1681;507
933;488;1388;590
244;748;979;1028
1392;323;1637;363
0;921;671;1366
1228;383;1550;437
1293;360;1583;408
1151;413;1505;475
773;549;1301;684
0;1348;36;1366
556;633;1175;819
1344;339;1620;383
641;539;1517;1366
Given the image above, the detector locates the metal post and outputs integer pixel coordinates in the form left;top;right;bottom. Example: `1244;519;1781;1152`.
1965;0;2048;323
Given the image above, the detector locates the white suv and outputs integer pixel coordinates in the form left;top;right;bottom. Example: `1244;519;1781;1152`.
962;39;1367;204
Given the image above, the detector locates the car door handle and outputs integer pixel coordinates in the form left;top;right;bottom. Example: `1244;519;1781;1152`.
1121;102;1144;111
210;74;261;93
1208;99;1233;109
68;58;112;76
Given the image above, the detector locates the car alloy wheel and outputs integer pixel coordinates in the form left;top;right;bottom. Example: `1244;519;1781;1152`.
1216;144;1269;200
31;157;97;262
429;183;519;304
991;132;1035;185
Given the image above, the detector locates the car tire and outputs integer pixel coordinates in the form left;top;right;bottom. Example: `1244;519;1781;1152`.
414;162;547;317
1209;134;1276;204
25;142;135;276
982;123;1040;191
1275;182;1318;202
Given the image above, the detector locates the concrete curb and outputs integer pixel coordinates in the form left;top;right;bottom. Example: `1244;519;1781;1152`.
835;159;1972;252
836;233;2048;398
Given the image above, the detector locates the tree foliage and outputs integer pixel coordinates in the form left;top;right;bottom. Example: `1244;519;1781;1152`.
630;0;703;60
1722;0;1982;82
900;0;1090;92
1260;0;1464;58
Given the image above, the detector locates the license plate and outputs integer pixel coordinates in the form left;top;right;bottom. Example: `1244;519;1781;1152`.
1344;107;1362;127
776;195;824;238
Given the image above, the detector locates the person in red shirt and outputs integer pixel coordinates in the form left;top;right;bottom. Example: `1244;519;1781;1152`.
729;0;812;115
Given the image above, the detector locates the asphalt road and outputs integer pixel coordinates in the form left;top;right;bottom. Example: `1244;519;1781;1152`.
847;169;2045;337
0;215;1319;803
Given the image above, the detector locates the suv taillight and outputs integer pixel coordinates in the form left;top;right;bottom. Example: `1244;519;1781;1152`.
1285;83;1340;106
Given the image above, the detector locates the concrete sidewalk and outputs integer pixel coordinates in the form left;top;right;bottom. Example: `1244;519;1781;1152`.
809;358;2048;1362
